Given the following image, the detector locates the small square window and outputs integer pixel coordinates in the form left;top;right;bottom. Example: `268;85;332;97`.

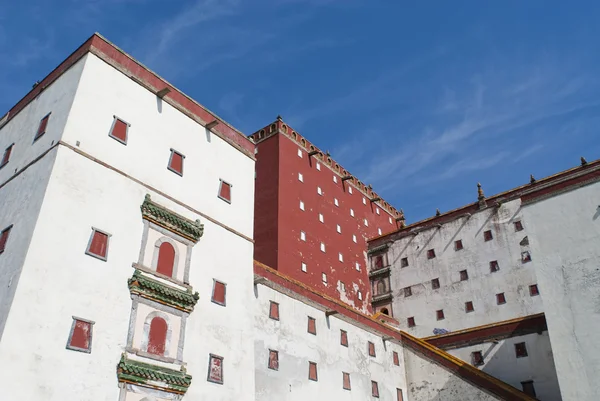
109;116;130;144
431;278;440;289
427;249;436;259
455;240;463;251
364;219;368;226
308;361;318;381
301;262;307;272
34;113;51;141
496;293;506;305
368;341;376;357
337;224;342;233
317;186;322;195
66;317;94;353
514;220;524;231
490;260;500;273
338;253;343;262
407;317;415;327
436;309;445;320
355;262;361;271
363;197;367;205
371;381;380;398
167;149;185;176
343;372;351;390
320;242;326;252
212;280;226;306
322;272;327;283
207;354;224;384
334;198;339;206
268;350;279;370
307;317;317;335
85;228;111;261
299;200;305;210
300;231;306;241
393;351;400;366
333;175;338;183
298;172;304;182
460;270;469;281
378;228;382;235
352;234;357;243
348;186;353;194
471;351;484;366
404;287;412;297
483;230;493;241
357;291;363;300
340;329;348;346
515;342;528;358
521;251;532;263
319;213;324;223
465;301;474;313
0;144;14;168
401;257;409;268
0;225;13;254
316;162;321;171
218;180;232;203
376;207;380;215
297;148;303;158
350;209;355;217
397;388;404;401
269;301;279;320
529;284;539;296
521;381;536;397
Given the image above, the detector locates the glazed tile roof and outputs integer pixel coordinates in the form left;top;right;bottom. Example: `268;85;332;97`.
117;354;192;394
141;194;204;242
128;270;199;312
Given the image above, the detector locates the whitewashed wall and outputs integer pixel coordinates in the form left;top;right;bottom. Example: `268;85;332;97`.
386;199;543;337
446;332;561;400
522;181;600;401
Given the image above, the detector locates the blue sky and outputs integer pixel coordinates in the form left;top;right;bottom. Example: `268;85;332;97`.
2;1;600;222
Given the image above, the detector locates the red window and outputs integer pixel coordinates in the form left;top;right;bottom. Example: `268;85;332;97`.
515;342;528;358
496;293;506;305
269;301;279;320
407;317;415;327
0;225;12;254
397;388;404;401
0;144;13;167
454;239;463;250
343;372;351;390
465;301;474;313
147;316;168;356
208;354;224;384
400;257;408;267
483;230;493;241
67;318;93;352
371;381;380;398
156;242;176;277
368;341;376;357
393;351;399;366
522;251;532;263
307;317;316;335
168;149;184;175
471;351;484;366
432;278;440;289
514;220;524;231
340;329;348;347
521;381;536;397
109;117;129;144
218;180;232;203
374;255;384;269
308;361;318;381
460;270;469;281
86;229;109;260
404;286;412;297
436;309;445;320
268;350;279;370
212;280;226;306
529;284;539;296
34;113;50;141
427;249;436;259
490;260;500;272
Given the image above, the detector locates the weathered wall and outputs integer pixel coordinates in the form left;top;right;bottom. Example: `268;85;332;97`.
522;181;600;401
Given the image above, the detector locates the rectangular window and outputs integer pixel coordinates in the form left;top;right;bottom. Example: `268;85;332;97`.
337;224;341;233
333;175;338;183
407;317;415;327
427;249;436;259
465;301;474;313
389;217;393;224
496;293;506;305
207;354;224;384
401;257;409;268
355;262;360;271
85;228;110;261
376;207;380;215
350;209;354;217
334;198;339;206
268;350;279;370
490;260;500;272
316;162;321;171
431;278;440;289
363;197;367;205
320;242;325;252
529;284;539;296
460;270;469;281
301;262;307;272
483;230;493;241
297;148;303;158
471;351;484;366
404;287;412;297
338;253;343;262
298;172;304;182
307;317;316;335
436;309;445;320
300;231;306;241
168;149;184;176
343;372;351;390
0;225;13;254
378;228;382;235
521;381;536;397
521;251;532;263
218;180;232;203
66;317;94;353
374;255;384;268
339;281;346;292
371;381;379;398
455;239;463;251
317;186;322;195
352;234;357;243
368;341;376;357
319;213;324;223
212;280;226;306
269;301;279;320
397;388;404;401
308;361;318;381
299;200;305;210
514;220;524;231
348;186;353;194
393;351;400;366
357;291;363;300
340;330;348;346
0;144;14;168
364;218;368;226
109;116;130;144
34;113;51;141
322;273;327;283
515;342;528;358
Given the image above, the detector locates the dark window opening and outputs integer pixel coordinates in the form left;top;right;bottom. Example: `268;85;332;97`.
436;309;445;320
407;317;415;328
465;301;474;313
496;293;506;305
460;270;469;281
432;278;440;289
454;239;463;251
400;257;409;267
484;230;493;241
515;342;528;358
427;249;436;259
471;351;484;366
490;260;500;273
529;284;540;296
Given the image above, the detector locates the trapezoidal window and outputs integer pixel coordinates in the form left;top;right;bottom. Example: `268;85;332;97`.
168;149;185;176
85;228;110;261
156;241;176;277
109;116;130;144
147;316;168;356
66;317;94;353
218;180;232;203
0;225;13;254
34;113;51;141
212;280;227;306
0;143;14;169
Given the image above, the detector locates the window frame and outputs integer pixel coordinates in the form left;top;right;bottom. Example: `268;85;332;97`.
431;278;440;289
307;316;317;335
371;380;380;398
514;220;524;231
401;257;409;268
207;353;224;384
427;249;436;259
342;371;351;390
308;361;318;381
0;225;13;254
529;284;540;296
496;292;506;305
436;309;445;320
85;227;112;261
368;341;376;357
340;329;348;347
454;239;463;251
0;143;14;169
515;342;528;358
268;349;279;370
404;286;412;297
211;280;227;306
167;148;185;176
269;301;280;320
471;351;484;366
407;317;415;328
34;112;51;142
465;301;475;313
218;179;232;204
490;260;500;273
483;229;493;241
460;269;469;281
108;115;131;145
66;316;95;353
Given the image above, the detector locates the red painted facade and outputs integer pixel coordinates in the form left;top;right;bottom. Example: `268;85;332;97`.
250;118;402;313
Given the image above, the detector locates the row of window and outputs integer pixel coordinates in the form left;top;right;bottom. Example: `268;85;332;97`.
405;285;540;327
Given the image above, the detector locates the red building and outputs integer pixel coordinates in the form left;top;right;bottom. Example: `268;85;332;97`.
250;117;403;313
